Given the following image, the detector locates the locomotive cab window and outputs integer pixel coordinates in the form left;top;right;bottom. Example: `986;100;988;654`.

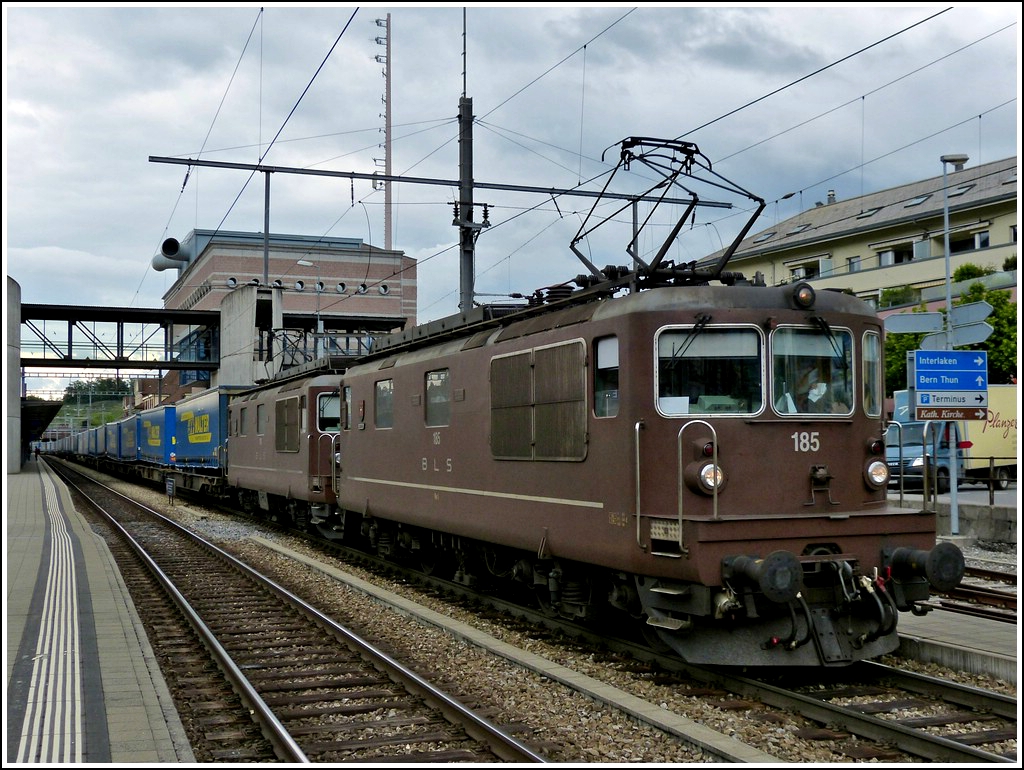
594;336;619;418
655;327;763;416
375;379;394;429
862;331;882;417
318;391;341;432
772;327;854;416
425;369;450;427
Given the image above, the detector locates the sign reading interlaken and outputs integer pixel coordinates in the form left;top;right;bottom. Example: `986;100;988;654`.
914;349;988;420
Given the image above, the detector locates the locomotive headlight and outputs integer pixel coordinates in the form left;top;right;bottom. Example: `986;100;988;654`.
792;282;816;309
865;460;889;488
698;462;724;491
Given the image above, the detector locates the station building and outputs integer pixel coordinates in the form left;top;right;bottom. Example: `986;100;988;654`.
133;229;416;407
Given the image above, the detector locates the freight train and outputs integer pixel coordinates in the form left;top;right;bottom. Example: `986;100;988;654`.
43;138;965;667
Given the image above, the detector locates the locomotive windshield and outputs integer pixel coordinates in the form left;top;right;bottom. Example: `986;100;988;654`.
772;327;854;415
656;327;763;415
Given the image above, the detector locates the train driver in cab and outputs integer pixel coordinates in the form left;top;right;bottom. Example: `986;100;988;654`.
793;363;850;414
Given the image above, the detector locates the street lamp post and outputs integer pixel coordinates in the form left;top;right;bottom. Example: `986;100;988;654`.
297;259;322;359
940;153;968;535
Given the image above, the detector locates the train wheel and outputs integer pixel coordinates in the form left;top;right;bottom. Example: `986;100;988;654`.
419;547;439;576
534;587;558;618
642;624;673;653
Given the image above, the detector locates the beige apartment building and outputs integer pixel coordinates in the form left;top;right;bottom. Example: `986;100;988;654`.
706;156;1017;311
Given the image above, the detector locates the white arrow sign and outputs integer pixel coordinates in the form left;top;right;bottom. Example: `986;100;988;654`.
884;312;944;333
951;321;994;347
919;322;994;349
950;300;993;327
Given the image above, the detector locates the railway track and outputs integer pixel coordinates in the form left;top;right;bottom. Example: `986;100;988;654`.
705;663;1017;762
224;518;1020;763
55;460;1017;762
927;564;1018;623
52;462;545;763
240;528;1021;763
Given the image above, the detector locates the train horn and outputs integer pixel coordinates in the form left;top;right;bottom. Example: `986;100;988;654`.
151;237;192;272
723;550;803;603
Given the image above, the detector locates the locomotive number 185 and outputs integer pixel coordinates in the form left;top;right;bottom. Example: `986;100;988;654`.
791;431;820;452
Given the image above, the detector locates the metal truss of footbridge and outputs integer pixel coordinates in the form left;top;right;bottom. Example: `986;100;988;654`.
19;304;220;372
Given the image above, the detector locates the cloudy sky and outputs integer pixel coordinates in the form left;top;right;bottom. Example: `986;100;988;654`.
4;4;1020;394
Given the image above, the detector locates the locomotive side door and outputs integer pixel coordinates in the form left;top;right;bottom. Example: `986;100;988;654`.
332;383;353;493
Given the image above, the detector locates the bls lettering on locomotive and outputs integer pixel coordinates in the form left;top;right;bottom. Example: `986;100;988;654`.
421;457;453;472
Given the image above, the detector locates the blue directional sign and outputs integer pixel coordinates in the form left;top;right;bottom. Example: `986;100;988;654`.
914;350;988;419
914;350;988;390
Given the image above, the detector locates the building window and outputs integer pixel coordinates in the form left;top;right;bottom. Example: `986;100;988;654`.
847;256;861;273
950;229;989;254
753;231;776;244
948;183;975;197
904;194;931;207
857;207;882;219
787;223;811;235
790;264;819;280
878;243;914;266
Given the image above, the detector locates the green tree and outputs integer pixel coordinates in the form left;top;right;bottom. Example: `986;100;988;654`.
951;263;995;282
879;285;917;309
63;378;131;401
955;282;1017;384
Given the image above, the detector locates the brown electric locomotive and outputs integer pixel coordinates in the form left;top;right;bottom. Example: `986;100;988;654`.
290;139;962;667
217;137;966;667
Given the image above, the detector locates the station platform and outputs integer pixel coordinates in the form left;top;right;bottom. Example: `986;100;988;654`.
4;460;1017;764
5;457;194;763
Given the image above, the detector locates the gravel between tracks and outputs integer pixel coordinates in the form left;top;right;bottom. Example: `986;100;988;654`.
123;482;1018;763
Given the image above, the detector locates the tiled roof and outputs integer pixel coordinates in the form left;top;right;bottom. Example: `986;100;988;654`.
712;157;1016;263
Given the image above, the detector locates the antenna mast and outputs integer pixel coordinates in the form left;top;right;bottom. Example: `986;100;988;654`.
374;15;392;250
